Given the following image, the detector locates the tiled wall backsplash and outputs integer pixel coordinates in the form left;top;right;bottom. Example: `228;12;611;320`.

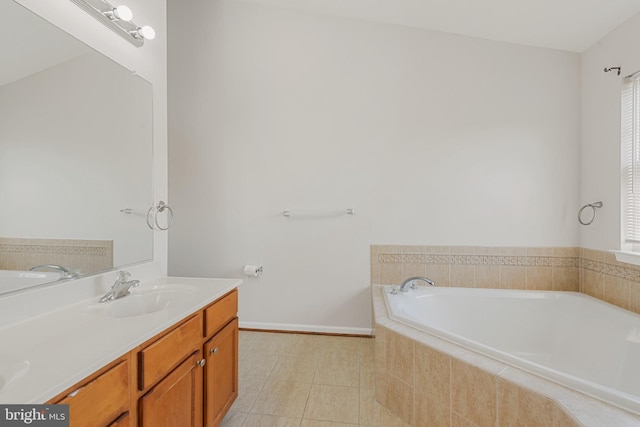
371;245;640;315
0;237;113;275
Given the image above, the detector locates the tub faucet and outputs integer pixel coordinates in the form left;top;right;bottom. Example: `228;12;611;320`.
99;270;140;303
399;276;436;292
29;264;77;279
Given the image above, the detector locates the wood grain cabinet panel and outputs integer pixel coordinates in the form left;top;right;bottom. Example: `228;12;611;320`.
138;313;203;390
57;360;129;427
108;412;130;427
204;318;238;427
204;290;237;337
139;351;204;427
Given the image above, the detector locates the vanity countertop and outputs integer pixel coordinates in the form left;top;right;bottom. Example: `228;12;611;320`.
0;276;241;404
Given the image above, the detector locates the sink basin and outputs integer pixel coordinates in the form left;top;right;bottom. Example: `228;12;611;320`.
0;356;30;392
105;289;194;318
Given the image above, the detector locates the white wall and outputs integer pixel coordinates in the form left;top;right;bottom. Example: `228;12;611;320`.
168;0;581;333
580;13;640;251
13;0;168;273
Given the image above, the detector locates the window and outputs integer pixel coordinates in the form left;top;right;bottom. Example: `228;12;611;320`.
622;73;640;251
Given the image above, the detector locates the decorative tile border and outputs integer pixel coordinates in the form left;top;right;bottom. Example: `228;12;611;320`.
375;248;640;282
581;258;640;282
0;237;113;275
0;244;108;256
378;253;579;268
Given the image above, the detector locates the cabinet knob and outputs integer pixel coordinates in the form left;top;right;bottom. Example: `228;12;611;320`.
210;347;218;355
197;359;206;367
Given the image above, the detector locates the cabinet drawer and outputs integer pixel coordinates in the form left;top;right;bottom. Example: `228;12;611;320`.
205;290;237;337
58;360;129;427
139;313;203;390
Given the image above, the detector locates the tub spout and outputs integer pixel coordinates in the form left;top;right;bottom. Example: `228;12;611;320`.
399;276;435;292
29;264;77;279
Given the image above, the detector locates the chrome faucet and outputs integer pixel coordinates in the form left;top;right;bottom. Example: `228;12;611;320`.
99;270;140;303
398;276;436;292
29;264;77;279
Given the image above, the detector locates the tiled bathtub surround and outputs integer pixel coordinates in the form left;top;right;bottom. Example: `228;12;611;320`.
371;245;580;292
371;245;640;315
0;237;113;275
372;286;640;427
580;249;640;313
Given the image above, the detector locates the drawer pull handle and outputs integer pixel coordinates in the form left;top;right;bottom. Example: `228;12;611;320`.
197;359;206;367
67;387;82;397
210;347;218;355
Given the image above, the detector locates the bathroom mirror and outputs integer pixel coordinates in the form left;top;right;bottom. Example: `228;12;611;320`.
0;1;153;296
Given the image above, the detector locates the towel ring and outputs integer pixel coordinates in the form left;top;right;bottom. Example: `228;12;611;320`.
578;201;603;226
146;201;174;231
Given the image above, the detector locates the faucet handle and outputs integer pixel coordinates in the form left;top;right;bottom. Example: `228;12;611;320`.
116;270;131;281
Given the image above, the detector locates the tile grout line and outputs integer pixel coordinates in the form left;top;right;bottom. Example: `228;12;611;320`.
299;337;318;423
357;342;362;426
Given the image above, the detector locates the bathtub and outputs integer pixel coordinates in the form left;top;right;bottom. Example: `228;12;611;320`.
0;270;59;294
383;286;640;416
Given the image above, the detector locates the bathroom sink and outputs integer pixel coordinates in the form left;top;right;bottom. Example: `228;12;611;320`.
0;357;30;392
105;289;195;318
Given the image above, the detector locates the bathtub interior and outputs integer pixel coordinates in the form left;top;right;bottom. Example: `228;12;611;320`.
0;270;60;294
383;286;640;414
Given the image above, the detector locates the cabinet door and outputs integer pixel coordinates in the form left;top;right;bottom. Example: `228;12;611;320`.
139;351;204;427
204;318;238;427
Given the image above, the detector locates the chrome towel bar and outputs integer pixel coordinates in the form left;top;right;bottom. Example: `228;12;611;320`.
283;208;355;218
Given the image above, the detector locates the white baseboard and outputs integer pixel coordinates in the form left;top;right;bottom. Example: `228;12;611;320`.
239;321;373;336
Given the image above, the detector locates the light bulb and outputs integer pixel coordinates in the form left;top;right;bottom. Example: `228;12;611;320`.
112;5;133;21
137;25;156;40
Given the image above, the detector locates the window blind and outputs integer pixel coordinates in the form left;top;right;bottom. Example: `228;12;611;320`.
623;73;640;246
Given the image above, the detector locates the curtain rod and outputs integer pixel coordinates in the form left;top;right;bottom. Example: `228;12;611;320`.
625;69;640;82
605;66;640;81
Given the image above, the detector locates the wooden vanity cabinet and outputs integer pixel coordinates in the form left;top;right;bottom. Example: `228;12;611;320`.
48;289;238;427
204;290;237;337
204;318;238;427
137;313;203;391
203;289;238;427
137;288;238;427
137;312;204;427
138;351;203;427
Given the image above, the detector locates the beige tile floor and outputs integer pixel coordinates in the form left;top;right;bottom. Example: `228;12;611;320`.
221;331;411;427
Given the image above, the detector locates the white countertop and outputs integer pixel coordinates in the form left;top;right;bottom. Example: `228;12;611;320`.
0;275;241;404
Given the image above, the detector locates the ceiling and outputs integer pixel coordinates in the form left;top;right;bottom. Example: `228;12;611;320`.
238;0;640;52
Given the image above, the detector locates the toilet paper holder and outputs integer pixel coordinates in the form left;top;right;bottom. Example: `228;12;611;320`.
243;265;263;277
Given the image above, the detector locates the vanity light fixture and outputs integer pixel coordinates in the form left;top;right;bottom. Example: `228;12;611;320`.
107;5;133;22
131;25;156;41
69;0;155;47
